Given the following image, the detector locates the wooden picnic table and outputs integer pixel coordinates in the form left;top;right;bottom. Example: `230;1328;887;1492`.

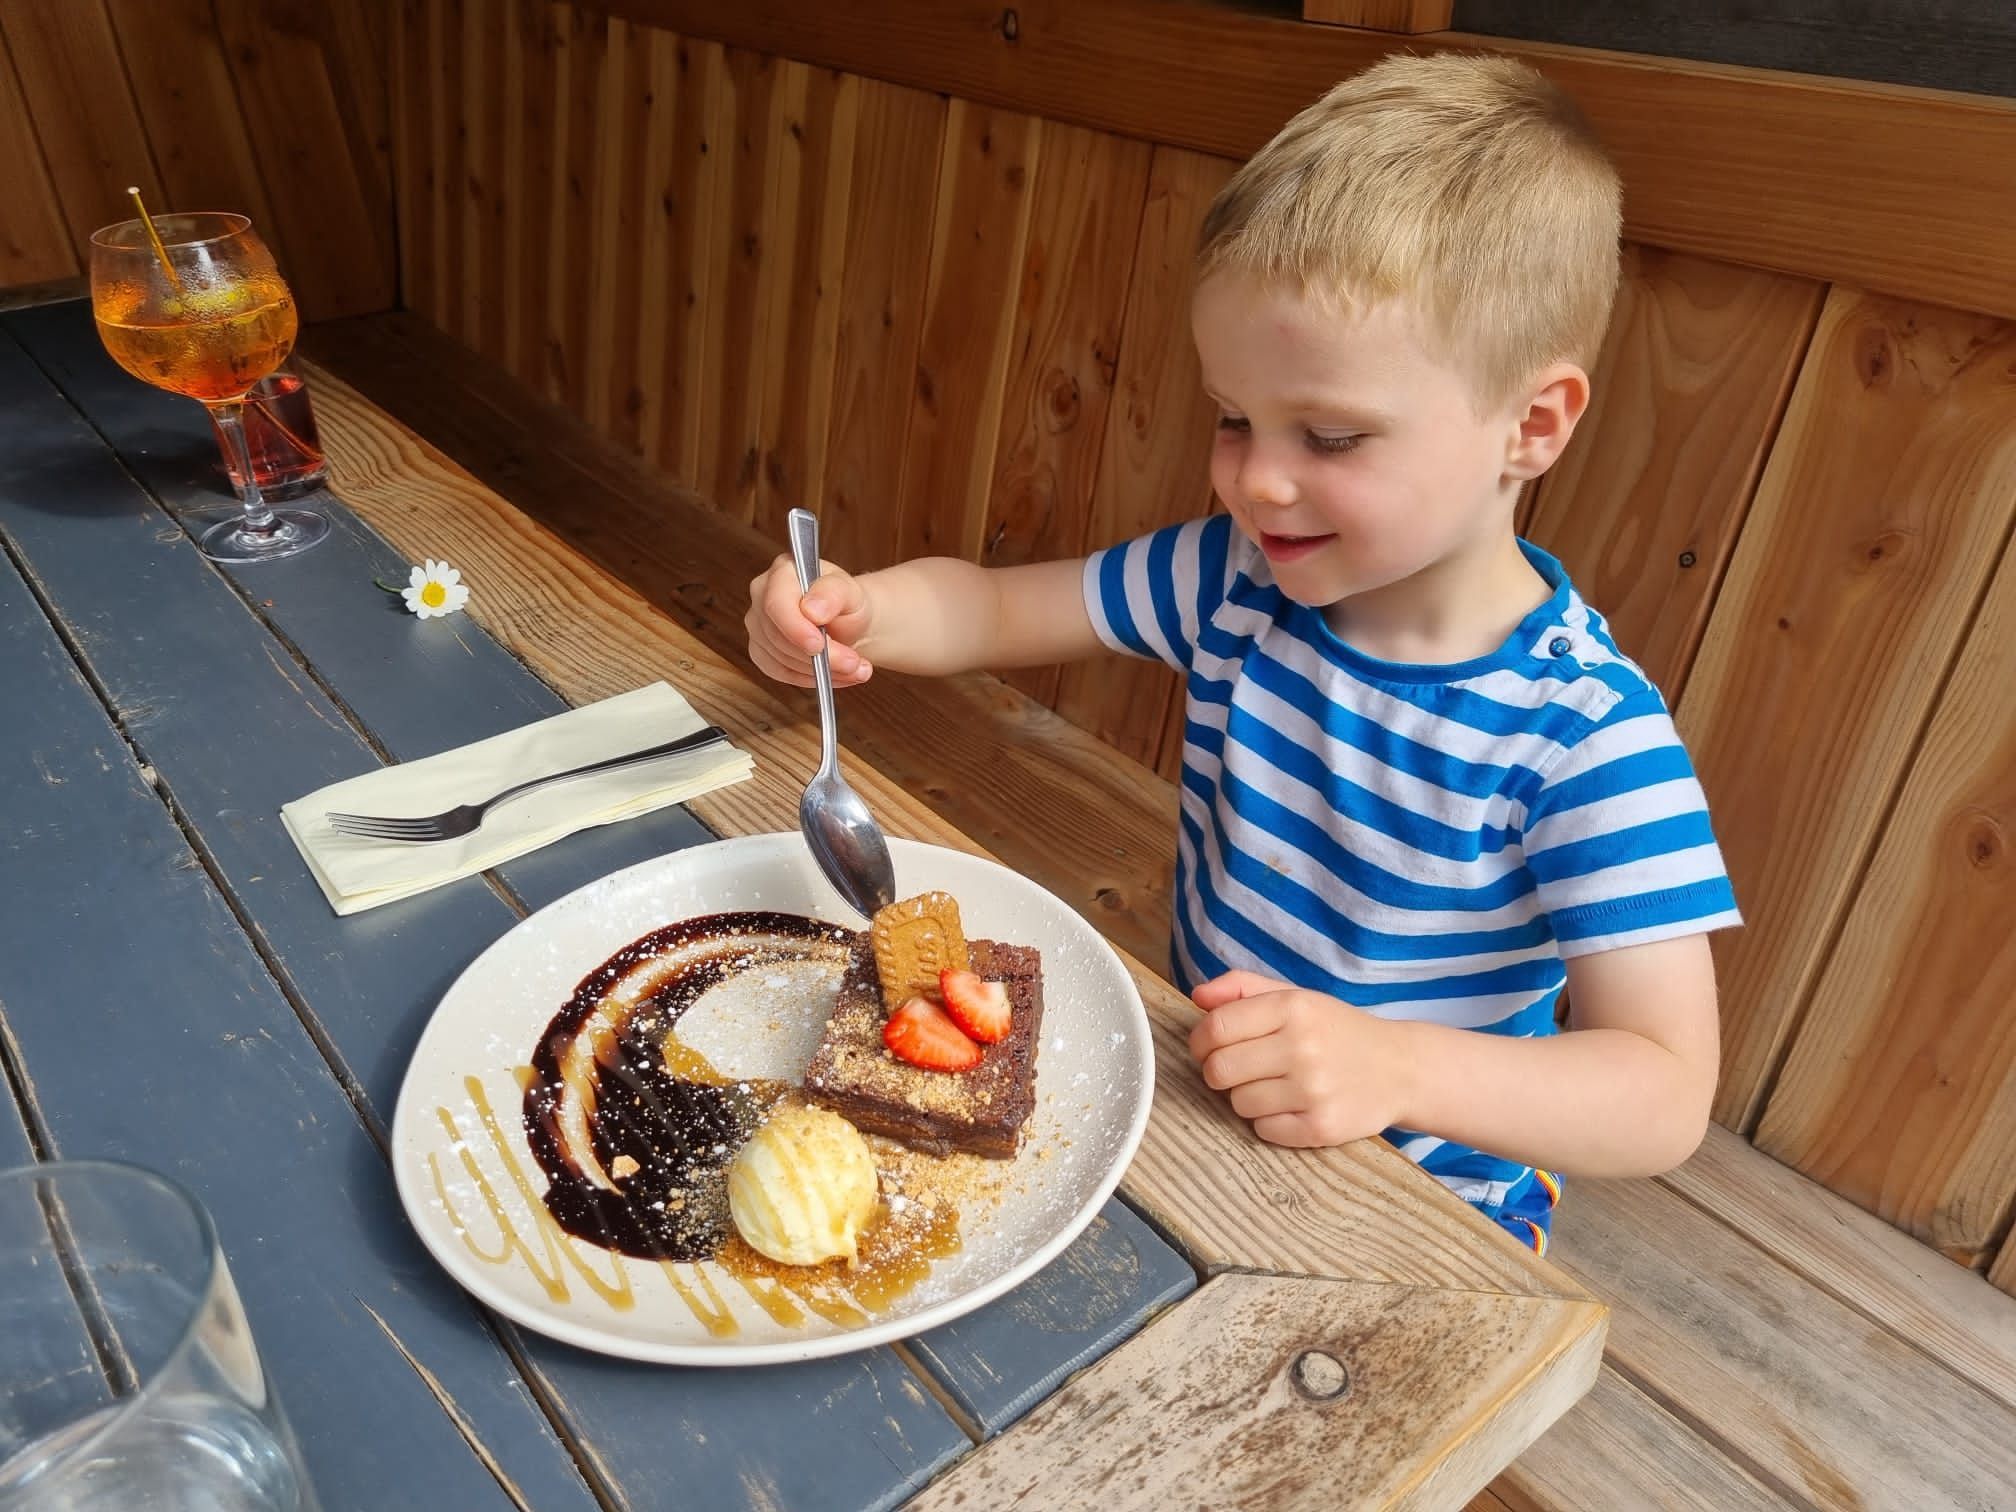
0;299;1603;1511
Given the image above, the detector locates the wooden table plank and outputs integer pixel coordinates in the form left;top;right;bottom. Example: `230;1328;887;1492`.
0;477;593;1510
906;1198;1195;1437
0;322;970;1512
3;299;718;912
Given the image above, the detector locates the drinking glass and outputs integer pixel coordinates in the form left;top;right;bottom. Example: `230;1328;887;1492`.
212;361;327;502
89;213;330;563
0;1161;318;1510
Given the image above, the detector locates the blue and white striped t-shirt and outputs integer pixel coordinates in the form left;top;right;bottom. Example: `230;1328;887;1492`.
1083;513;1740;1248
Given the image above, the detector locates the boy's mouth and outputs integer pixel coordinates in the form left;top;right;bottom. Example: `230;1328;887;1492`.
1257;530;1334;563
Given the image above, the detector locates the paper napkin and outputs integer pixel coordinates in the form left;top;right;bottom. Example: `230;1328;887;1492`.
281;681;752;915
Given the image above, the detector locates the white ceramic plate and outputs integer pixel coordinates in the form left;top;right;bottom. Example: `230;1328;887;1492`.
390;832;1154;1365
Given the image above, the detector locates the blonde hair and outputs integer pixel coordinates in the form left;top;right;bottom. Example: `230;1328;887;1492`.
1197;53;1621;408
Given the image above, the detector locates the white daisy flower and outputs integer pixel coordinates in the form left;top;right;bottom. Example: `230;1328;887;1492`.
402;559;470;619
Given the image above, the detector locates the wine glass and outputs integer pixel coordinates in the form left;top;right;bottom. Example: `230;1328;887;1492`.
89;212;330;563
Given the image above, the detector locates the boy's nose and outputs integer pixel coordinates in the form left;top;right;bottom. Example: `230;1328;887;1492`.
1236;456;1298;510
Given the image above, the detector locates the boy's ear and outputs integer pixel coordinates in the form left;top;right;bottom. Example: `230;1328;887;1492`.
1504;363;1591;481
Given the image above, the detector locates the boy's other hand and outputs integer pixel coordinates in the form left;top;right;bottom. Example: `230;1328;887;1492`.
1188;970;1414;1148
746;553;874;688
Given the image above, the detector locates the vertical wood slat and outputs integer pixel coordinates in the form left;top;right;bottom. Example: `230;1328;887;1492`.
1676;288;2016;1132
581;15;633;432
211;0;396;320
1052;146;1231;767
1753;522;2016;1265
695;46;777;514
816;78;945;572
511;0;559;384
601;22;660;451
457;0;488;351
104;0;276;238
392;0;431;322
753;66;859;541
0;23;74;286
893;100;1043;564
625;24;679;457
1524;246;1825;696
0;0;163;255
545;3;603;410
648;35;725;484
988;121;1154;709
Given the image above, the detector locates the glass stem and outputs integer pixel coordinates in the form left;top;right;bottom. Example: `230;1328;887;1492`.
208;399;276;534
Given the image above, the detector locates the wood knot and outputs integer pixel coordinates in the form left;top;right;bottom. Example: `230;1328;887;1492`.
999;8;1020;42
1854;324;1893;387
1965;817;2005;870
1291;1350;1350;1402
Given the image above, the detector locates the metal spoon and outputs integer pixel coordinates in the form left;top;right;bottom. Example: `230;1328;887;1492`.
787;507;896;920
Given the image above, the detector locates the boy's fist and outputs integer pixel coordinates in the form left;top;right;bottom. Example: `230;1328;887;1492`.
746;554;874;689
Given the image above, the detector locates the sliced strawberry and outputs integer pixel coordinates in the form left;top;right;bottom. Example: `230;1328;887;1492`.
884;996;982;1072
939;968;1011;1044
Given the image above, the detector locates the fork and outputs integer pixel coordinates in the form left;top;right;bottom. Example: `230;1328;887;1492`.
324;724;731;843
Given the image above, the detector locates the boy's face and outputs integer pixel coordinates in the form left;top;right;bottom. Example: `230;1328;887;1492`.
1191;273;1529;610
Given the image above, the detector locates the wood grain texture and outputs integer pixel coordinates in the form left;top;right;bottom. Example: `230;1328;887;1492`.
588;0;2016;322
461;0;508;363
1993;1232;2016;1298
1662;1124;2016;1414
905;1273;1604;1512
647;33;726;482
1525;246;1823;696
393;0;434;322
986;120;1152;709
433;0;464;334
0;0;162;255
296;338;1594;1307
104;0;277;236
1676;288;2016;1132
753;63;857;539
1489;1364;1793;1512
212;0;397;320
1304;0;1453;31
581;14;635;431
1753;527;2016;1266
1552;1172;2016;1511
1051;146;1228;767
893;99;1042;564
815;76;944;571
0;21;71;286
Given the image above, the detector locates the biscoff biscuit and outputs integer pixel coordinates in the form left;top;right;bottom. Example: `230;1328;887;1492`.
870;892;970;1007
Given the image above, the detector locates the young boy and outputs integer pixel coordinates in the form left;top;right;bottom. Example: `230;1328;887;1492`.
745;54;1738;1252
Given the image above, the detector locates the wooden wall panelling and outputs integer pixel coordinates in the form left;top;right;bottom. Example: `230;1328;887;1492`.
753;65;858;541
1303;1;1453;32
509;0;558;383
1052;146;1230;767
891;100;1043;565
428;0;462;335
689;46;769;511
986;120;1153;708
1676;288;2016;1132
392;0;431;324
582;16;643;434
602;22;664;451
461;0;507;364
317;0;396;245
647;34;724;483
212;0;396;320
104;0;276;237
815;77;944;571
627;24;678;457
1753;526;2016;1265
542;3;604;409
598;0;2016;324
0;22;72;287
0;0;163;255
1524;245;1824;697
491;0;528;372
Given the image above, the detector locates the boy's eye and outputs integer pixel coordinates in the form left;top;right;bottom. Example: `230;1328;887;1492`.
1215;414;1250;435
1306;431;1361;455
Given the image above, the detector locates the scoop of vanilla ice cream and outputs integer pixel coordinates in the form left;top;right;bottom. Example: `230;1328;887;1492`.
727;1104;880;1266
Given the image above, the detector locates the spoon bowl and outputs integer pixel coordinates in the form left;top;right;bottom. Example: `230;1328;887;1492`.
787;508;896;920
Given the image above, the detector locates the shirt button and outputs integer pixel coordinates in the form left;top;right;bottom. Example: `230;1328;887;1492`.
1548;636;1572;657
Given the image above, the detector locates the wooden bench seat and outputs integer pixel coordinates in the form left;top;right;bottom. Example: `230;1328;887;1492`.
305;311;2016;1511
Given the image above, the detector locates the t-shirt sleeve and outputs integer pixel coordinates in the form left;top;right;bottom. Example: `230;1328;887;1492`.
1081;513;1239;673
1522;685;1741;956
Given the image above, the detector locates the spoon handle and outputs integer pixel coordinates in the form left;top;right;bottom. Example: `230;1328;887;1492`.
786;508;839;777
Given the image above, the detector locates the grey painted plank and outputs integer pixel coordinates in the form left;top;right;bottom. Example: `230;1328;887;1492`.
0;325;969;1510
12;303;1205;1450
3;300;716;911
0;529;589;1509
908;1198;1197;1436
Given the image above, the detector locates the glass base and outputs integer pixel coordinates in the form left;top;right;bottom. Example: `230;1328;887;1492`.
198;507;330;564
